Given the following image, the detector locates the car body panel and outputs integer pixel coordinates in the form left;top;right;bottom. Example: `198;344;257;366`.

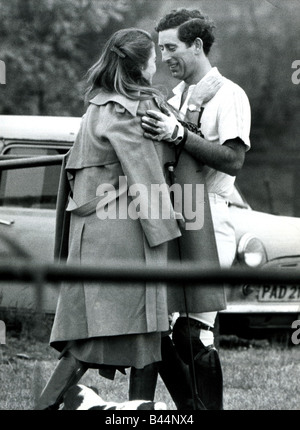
0;115;81;144
223;205;300;316
230;206;300;261
0;207;56;262
0;207;58;313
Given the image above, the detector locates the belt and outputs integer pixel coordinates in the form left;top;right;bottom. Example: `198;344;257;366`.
178;317;212;331
66;180;129;217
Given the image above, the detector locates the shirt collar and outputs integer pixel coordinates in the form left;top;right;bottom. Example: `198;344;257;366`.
90;91;140;117
172;67;222;96
200;67;222;82
172;80;186;96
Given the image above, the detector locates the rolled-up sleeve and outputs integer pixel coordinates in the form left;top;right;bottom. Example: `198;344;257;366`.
217;85;251;149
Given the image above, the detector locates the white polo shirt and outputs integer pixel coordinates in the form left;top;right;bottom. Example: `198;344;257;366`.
168;67;251;198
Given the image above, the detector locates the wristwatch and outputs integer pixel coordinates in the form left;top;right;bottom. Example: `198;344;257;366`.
187;103;201;112
171;124;184;142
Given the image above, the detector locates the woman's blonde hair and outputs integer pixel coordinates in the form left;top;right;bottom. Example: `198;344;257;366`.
85;28;163;103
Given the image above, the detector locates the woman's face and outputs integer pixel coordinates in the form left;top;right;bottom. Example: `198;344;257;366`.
141;44;157;84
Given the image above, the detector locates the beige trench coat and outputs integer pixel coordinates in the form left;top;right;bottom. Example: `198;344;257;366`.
50;92;182;353
51;91;226;360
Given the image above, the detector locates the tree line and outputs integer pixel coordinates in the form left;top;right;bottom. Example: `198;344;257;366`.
0;0;299;152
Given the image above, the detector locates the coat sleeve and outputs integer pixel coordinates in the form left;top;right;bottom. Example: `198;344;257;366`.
97;101;182;248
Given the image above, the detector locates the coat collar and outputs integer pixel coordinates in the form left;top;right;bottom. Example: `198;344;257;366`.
90;91;140;117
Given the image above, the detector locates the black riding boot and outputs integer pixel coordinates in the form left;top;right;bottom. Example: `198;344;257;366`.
193;344;223;410
158;335;204;410
129;363;158;401
173;317;223;410
35;351;87;410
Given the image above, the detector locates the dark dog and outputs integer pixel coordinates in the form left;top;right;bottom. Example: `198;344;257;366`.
62;384;167;410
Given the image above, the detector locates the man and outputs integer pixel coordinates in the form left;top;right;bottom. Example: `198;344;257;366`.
131;8;251;410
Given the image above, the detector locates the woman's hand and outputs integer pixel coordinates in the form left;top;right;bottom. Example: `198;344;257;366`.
141;110;183;142
188;75;225;110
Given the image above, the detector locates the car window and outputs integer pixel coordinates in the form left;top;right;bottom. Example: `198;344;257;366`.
0;146;66;209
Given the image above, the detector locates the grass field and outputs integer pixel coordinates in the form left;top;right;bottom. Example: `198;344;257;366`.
0;332;299;410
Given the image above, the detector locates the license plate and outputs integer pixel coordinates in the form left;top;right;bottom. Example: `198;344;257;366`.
258;285;300;302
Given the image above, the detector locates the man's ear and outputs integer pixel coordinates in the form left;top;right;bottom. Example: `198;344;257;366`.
194;37;203;54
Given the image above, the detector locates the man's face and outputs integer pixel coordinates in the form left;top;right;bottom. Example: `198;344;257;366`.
158;28;198;84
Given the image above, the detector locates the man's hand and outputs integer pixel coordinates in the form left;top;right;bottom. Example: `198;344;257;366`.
141;110;183;142
188;75;225;110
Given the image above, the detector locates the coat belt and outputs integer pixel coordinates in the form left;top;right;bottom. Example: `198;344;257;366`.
66;180;129;217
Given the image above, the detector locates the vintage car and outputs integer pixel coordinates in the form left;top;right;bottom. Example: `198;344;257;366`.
0;115;299;336
223;189;300;335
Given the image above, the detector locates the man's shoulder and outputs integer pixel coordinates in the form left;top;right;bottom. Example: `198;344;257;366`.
218;77;249;100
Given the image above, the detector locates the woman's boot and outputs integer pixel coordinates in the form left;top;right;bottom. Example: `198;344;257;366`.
35;351;87;410
129;363;158;401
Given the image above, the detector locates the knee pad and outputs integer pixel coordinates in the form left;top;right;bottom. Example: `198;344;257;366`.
194;345;222;375
172;318;207;365
173;318;218;367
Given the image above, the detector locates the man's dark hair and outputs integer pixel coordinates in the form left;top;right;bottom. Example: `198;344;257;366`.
155;8;215;55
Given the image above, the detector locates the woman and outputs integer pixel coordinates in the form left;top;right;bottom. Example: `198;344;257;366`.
35;28;182;410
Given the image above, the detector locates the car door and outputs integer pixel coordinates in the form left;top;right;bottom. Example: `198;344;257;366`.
0;144;68;312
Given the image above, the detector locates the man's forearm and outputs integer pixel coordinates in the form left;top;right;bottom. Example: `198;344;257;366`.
184;130;245;176
140;111;246;176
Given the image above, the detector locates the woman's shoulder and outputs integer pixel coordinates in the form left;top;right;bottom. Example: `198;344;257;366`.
89;90;139;117
90;90;161;118
137;97;163;116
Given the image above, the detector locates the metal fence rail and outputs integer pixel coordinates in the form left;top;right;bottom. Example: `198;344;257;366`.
1;260;300;312
1;260;300;285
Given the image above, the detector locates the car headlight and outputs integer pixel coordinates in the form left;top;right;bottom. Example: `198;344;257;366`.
237;233;268;267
